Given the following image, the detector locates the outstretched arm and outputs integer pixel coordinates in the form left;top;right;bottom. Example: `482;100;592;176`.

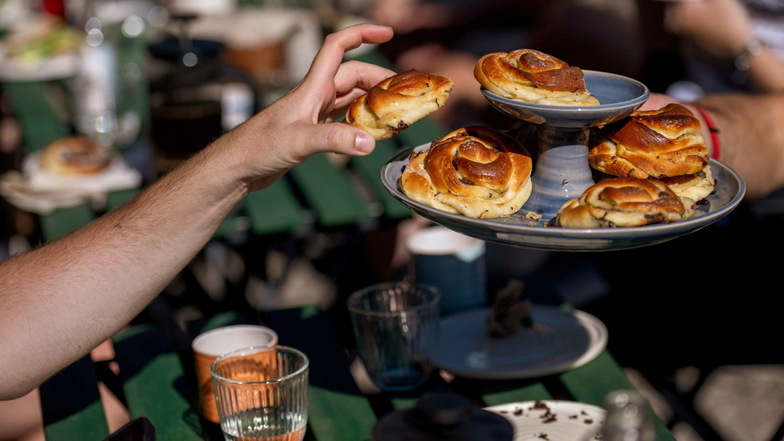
643;92;784;199
0;24;395;400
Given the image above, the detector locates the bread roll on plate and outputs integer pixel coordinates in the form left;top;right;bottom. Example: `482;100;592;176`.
474;49;599;106
400;126;533;219
345;69;454;140
556;177;695;228
588;103;709;179
39;135;112;176
659;165;715;202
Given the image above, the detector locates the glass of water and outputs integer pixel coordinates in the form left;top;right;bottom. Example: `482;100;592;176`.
348;282;440;391
211;346;309;441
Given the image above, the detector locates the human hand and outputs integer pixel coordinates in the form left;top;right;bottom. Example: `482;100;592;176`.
639;92;680;111
218;24;396;192
368;0;451;34
664;0;753;58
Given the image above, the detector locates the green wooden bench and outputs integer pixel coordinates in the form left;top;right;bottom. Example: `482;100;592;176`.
39;307;676;441
2;73;448;243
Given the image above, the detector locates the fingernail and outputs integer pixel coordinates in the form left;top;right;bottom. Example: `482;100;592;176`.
355;132;374;154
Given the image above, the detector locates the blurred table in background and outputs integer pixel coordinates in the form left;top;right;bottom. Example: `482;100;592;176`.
0;8;443;317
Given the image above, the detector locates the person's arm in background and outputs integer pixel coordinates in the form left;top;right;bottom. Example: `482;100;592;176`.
665;0;784;93
643;92;784;199
0;24;396;400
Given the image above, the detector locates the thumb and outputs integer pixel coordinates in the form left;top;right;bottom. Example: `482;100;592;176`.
307;122;376;157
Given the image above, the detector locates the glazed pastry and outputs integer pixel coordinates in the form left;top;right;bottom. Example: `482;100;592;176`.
660;165;715;202
473;49;600;106
589;103;710;179
400;126;533;219
344;69;454;140
39;135;112;176
556;177;695;228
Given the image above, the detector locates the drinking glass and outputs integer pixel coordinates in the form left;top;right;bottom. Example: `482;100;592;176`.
211;346;309;441
348;282;440;391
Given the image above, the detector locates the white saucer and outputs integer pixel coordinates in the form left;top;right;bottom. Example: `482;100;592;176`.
0;43;79;82
486;400;605;441
431;306;607;379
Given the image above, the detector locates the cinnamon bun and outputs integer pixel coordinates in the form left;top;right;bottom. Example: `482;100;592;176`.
474;49;600;106
400;126;533;219
345;69;454;140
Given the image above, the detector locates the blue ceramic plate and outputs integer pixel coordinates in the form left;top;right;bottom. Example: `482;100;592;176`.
481;70;651;128
431;306;607;379
381;146;745;251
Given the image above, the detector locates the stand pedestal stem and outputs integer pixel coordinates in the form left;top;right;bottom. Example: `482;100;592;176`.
537;125;589;155
521;125;595;221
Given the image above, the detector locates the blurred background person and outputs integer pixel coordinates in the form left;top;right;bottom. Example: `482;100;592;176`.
364;0;646;130
662;0;784;99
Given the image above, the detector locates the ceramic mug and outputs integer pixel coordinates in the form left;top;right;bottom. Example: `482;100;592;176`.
406;226;487;316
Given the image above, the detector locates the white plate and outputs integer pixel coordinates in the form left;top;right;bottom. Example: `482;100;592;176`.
486;400;605;441
431;306;607;379
0;43;79;81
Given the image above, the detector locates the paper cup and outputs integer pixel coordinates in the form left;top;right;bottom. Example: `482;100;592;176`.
192;325;279;423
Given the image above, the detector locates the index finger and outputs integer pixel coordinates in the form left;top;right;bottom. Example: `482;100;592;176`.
334;60;397;97
308;24;394;81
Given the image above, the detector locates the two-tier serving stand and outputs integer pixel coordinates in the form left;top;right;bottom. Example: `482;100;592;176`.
381;70;745;252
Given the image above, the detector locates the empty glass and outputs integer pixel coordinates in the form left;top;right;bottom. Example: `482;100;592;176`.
348;282;440;391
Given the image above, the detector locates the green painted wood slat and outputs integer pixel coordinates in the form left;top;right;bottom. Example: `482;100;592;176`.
112;325;203;440
40;355;110;441
288;154;373;228
1;81;72;154
39;203;95;242
560;351;676;441
349;139;411;220
263;307;378;441
244;180;307;235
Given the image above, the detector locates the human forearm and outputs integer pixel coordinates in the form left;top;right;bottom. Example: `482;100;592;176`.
0;142;245;399
0;23;395;399
744;48;784;93
696;93;784;199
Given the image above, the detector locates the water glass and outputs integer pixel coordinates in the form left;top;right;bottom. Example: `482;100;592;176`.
348;282;440;391
211;346;309;441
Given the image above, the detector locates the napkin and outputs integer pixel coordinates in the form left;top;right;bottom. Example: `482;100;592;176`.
0;152;142;215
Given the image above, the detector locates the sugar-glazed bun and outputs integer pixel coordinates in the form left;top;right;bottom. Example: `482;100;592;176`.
400;126;533;219
556;177;695;228
659;164;715;202
474;49;600;106
40;135;111;176
589;103;709;179
345;69;454;140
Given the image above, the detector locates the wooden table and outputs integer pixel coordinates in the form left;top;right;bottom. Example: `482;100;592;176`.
39;307;676;441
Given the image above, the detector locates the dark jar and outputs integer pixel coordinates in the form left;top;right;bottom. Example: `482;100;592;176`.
372;392;515;441
147;29;257;175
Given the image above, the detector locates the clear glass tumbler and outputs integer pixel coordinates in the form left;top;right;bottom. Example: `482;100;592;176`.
211;346;309;441
348;282;440;391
